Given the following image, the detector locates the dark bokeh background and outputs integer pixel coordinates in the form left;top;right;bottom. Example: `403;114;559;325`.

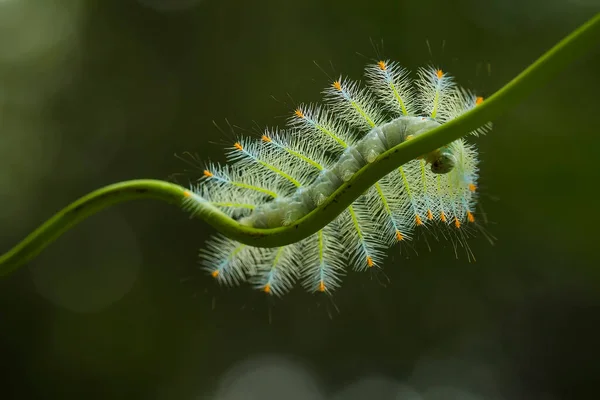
1;0;599;399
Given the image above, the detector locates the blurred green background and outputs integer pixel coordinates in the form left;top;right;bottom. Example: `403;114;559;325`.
1;0;599;399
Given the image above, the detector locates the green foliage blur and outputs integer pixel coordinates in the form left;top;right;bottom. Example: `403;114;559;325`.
1;0;598;398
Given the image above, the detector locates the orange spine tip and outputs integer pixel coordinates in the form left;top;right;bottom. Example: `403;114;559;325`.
234;142;243;151
468;183;477;192
377;60;387;70
318;281;326;292
440;211;447;223
333;80;342;91
263;284;271;294
261;135;271;142
211;270;219;278
366;256;374;268
415;214;423;226
436;69;444;79
203;170;213;178
475;96;484;106
183;190;192;198
454;217;461;229
395;230;404;241
467;211;475;223
427;209;434;220
294;108;304;118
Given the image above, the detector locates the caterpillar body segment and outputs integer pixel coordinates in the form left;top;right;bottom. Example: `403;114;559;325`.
190;63;489;297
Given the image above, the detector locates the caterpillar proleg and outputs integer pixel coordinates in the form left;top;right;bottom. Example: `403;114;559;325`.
187;61;492;296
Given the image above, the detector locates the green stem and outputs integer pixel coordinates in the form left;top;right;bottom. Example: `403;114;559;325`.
1;13;599;276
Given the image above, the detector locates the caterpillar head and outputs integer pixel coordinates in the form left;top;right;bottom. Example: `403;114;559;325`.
424;146;457;174
430;152;457;174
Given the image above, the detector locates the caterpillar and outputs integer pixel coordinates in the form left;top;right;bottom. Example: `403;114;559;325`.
184;61;492;297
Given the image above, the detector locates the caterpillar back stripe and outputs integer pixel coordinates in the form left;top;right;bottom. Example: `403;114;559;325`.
186;62;490;296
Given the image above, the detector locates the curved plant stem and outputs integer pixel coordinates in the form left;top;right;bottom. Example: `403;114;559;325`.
1;13;599;276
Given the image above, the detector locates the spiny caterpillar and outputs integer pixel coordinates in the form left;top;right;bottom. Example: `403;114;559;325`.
183;60;491;297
